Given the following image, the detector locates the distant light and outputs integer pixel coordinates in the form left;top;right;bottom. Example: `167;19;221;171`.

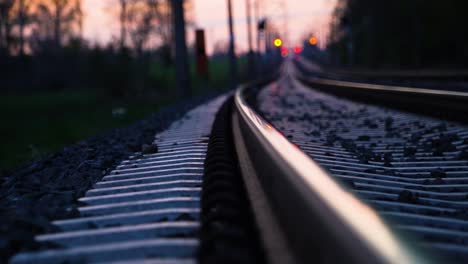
281;47;288;57
274;38;283;47
309;36;318;46
293;46;302;54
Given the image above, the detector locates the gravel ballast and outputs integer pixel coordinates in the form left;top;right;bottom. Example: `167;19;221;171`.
0;92;221;261
256;76;468;261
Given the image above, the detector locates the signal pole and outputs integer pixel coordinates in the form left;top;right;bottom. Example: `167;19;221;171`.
254;0;263;74
172;0;191;97
246;0;255;79
227;0;238;89
282;0;289;46
254;0;261;53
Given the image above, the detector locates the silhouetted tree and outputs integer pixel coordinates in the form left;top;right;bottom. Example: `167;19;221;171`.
0;0;14;54
12;0;35;55
329;0;468;68
33;0;82;49
115;0;194;56
126;0;157;55
119;0;127;49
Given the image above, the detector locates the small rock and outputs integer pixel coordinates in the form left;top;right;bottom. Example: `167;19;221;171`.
458;151;468;160
398;190;419;204
176;213;195;221
141;144;158;154
357;135;370;141
384;117;394;129
404;147;417;157
430;169;446;178
126;142;140;152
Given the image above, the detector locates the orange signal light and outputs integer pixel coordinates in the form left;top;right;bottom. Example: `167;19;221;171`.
309;36;318;46
274;38;283;47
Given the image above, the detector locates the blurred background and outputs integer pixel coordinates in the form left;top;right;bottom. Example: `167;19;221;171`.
1;0;467;171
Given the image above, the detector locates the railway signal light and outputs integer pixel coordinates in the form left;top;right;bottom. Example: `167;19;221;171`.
274;38;283;47
258;19;267;31
309;36;318;46
293;46;302;54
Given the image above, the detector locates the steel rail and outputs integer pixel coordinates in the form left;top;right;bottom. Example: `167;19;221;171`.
298;75;468;98
10;95;228;264
233;83;426;263
294;61;468;124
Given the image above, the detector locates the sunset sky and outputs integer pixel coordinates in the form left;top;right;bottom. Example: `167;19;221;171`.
82;0;337;54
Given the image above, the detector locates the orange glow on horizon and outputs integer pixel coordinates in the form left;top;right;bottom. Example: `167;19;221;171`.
82;0;337;53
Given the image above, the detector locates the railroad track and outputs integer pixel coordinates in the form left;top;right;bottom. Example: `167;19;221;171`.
242;62;468;262
11;96;228;263
295;58;468;124
10;60;468;263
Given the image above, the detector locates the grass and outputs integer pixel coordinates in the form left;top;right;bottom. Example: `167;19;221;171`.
0;57;247;171
0;90;170;170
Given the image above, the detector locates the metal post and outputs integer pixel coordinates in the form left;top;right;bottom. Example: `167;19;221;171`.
227;0;238;89
246;0;255;79
254;0;261;53
195;29;209;78
254;0;262;75
283;0;289;46
171;0;191;97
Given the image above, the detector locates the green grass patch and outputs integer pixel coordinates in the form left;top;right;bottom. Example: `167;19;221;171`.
0;90;177;170
0;57;247;171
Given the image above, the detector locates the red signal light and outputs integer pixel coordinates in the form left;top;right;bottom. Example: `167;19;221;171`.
293;46;302;54
281;47;288;57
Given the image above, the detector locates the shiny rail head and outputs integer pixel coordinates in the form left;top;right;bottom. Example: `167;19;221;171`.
302;76;468;98
293;61;468;99
234;85;427;264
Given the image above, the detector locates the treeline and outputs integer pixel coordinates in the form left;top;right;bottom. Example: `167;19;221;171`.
328;0;468;68
0;0;194;97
